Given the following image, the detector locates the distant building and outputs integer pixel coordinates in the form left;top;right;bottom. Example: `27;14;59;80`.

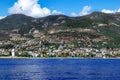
11;49;15;57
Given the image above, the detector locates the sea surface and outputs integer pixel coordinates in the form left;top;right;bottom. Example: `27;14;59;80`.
0;58;120;80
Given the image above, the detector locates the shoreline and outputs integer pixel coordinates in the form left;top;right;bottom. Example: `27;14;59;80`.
0;56;120;59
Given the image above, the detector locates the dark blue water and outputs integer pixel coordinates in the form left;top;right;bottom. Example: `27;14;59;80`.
0;58;120;80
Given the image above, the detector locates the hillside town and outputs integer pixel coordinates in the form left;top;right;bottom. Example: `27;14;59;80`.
0;28;120;58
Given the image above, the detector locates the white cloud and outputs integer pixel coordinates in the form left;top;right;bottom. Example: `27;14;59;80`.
8;0;63;18
71;12;78;17
118;8;120;12
79;6;91;16
102;8;120;13
70;6;91;17
52;10;64;15
0;16;6;19
102;9;115;13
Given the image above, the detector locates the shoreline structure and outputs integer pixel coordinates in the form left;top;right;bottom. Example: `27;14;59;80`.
0;56;120;59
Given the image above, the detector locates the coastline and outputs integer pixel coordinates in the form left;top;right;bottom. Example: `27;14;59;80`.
0;56;120;59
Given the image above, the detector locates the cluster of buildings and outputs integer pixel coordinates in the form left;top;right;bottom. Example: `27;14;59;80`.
0;28;120;58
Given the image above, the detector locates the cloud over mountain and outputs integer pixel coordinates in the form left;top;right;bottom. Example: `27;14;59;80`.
71;6;91;17
52;10;64;15
71;12;78;17
79;6;91;16
102;8;120;13
8;0;63;18
0;16;6;19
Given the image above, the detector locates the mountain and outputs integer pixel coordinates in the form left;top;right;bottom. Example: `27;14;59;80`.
0;14;35;34
0;14;73;34
0;12;120;48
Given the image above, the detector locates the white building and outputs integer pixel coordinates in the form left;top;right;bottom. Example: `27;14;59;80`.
11;49;15;57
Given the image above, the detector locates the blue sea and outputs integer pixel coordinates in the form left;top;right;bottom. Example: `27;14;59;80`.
0;58;120;80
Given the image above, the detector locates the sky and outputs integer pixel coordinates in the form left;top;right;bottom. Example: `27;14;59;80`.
0;0;120;19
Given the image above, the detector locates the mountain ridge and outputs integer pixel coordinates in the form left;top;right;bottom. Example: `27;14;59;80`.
0;12;120;48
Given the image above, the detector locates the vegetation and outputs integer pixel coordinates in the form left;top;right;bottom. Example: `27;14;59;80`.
0;12;120;48
63;18;93;28
0;44;14;49
0;52;11;57
16;52;33;57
